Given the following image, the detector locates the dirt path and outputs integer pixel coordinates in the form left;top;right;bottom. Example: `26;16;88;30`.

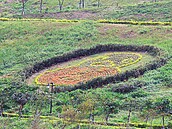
25;11;102;20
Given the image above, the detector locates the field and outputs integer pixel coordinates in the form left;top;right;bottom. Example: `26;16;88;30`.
0;0;172;129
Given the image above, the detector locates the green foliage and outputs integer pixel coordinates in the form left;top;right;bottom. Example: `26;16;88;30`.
168;120;172;127
129;89;148;98
154;97;171;114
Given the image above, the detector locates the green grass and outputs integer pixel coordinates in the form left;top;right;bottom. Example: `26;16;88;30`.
0;21;97;75
0;20;172;128
105;1;172;22
0;0;172;22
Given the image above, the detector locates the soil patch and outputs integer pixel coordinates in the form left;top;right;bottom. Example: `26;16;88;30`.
25;11;101;20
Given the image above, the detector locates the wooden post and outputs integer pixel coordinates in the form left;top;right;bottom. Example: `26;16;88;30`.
49;83;54;114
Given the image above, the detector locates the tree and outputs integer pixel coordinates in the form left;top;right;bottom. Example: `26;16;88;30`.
30;90;49;128
154;98;171;129
0;88;10;117
142;99;155;124
78;98;97;123
79;0;85;8
123;97;141;124
12;92;30;117
95;92;120;124
103;101;120;124
68;90;97;123
61;105;79;122
58;0;65;11
20;0;29;15
68;90;85;108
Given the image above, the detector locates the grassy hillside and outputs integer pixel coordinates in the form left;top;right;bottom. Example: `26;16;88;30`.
0;0;172;21
105;1;172;22
0;0;172;128
0;20;172;128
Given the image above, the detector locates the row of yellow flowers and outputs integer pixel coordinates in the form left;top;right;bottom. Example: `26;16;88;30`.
97;19;172;26
0;17;79;22
1;18;171;26
118;53;142;68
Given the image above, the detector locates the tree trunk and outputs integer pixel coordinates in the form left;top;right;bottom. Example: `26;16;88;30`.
97;0;100;7
127;108;131;123
22;1;25;15
2;59;6;67
59;4;62;11
151;116;154;127
82;0;85;8
79;0;82;8
0;104;4;117
89;113;94;123
162;115;165;129
105;112;110;124
145;114;149;123
50;95;53;114
92;114;94;123
19;105;23;118
40;0;43;13
116;2;119;7
58;0;64;11
77;124;80;129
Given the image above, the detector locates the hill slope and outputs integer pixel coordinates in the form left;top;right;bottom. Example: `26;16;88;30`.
0;20;172;128
0;0;172;21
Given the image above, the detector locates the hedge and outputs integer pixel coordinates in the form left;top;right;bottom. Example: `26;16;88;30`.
97;19;172;26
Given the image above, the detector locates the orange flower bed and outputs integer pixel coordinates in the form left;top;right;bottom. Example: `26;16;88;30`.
38;67;118;86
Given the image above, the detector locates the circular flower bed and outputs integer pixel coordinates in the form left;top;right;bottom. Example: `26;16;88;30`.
35;52;142;86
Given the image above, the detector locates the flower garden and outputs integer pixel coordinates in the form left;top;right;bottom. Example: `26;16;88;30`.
35;52;143;86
